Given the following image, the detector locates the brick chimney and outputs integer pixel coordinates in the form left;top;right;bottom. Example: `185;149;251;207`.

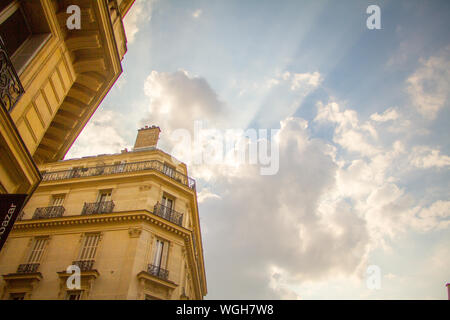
133;125;161;150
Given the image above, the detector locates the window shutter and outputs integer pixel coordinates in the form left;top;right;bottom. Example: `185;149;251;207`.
28;238;47;263
161;241;169;268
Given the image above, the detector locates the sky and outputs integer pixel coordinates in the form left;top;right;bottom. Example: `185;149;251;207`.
66;0;450;299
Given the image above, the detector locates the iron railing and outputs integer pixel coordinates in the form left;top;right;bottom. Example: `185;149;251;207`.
147;264;169;280
81;201;114;215
0;37;24;112
17;263;40;273
153;202;184;226
42;159;196;190
32;206;65;219
72;260;95;272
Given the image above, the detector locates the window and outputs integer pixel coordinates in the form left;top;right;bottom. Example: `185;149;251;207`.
0;0;51;74
9;292;25;300
66;291;83;300
152;239;169;269
163;163;175;178
51;194;65;207
97;190;112;203
161;195;174;211
27;237;48;264
78;233;101;261
0;2;30;57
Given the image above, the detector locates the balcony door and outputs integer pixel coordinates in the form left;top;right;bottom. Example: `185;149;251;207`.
161;195;174;219
97;190;112;203
78;233;101;262
152;239;168;269
51;194;65;207
24;237;48;269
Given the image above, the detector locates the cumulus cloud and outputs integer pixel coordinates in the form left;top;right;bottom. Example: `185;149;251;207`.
201;117;371;298
370;107;399;122
65;109;129;159
134;68;448;299
123;0;155;44
409;147;450;169
315;101;379;156
406;46;450;119
142;70;228;132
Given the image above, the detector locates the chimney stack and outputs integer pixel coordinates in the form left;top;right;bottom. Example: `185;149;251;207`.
133;125;161;150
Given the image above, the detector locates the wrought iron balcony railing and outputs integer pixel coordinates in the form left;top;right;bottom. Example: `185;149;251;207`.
153;202;184;227
81;201;114;215
147;264;169;280
72;260;95;272
32;206;65;220
17;263;40;273
41;159;196;190
0;37;24;112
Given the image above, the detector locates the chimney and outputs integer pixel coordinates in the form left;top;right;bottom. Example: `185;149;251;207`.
133;125;161;150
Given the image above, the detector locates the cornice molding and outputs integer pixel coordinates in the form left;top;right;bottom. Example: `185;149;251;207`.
13;210;191;238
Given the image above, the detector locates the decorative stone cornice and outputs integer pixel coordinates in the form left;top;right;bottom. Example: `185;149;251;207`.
12;210;191;239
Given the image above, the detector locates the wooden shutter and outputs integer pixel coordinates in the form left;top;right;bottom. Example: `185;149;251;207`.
27;238;47;263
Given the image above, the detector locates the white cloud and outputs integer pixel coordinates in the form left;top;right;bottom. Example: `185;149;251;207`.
134;69;449;299
289;71;322;91
410;147;450;169
65;109;130;159
201;116;371;298
315;101;379;156
406;46;450;119
197;189;221;203
370;107;399;122
123;0;155;44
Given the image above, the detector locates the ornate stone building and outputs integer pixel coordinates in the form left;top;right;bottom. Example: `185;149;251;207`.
0;0;135;199
0;127;207;299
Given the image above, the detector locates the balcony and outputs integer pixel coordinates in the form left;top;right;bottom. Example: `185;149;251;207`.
72;260;95;272
41;159;196;190
0;37;24;112
33;206;65;219
153;202;184;227
17;263;40;274
81;201;114;215
147;264;169;281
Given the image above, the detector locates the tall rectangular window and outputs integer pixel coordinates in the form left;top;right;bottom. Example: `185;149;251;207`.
161;195;173;210
51;194;65;206
97;190;112;203
0;0;51;74
27;237;48;264
152;239;169;268
0;1;31;57
66;291;83;300
78;233;101;261
163;163;175;178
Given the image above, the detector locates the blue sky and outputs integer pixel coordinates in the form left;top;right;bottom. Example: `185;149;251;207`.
67;0;449;299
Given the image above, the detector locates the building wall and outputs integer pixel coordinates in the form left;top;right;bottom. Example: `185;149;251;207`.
0;0;135;195
0;148;207;300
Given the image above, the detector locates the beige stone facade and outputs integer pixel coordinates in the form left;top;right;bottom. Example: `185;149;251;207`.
0;128;207;299
0;0;135;198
